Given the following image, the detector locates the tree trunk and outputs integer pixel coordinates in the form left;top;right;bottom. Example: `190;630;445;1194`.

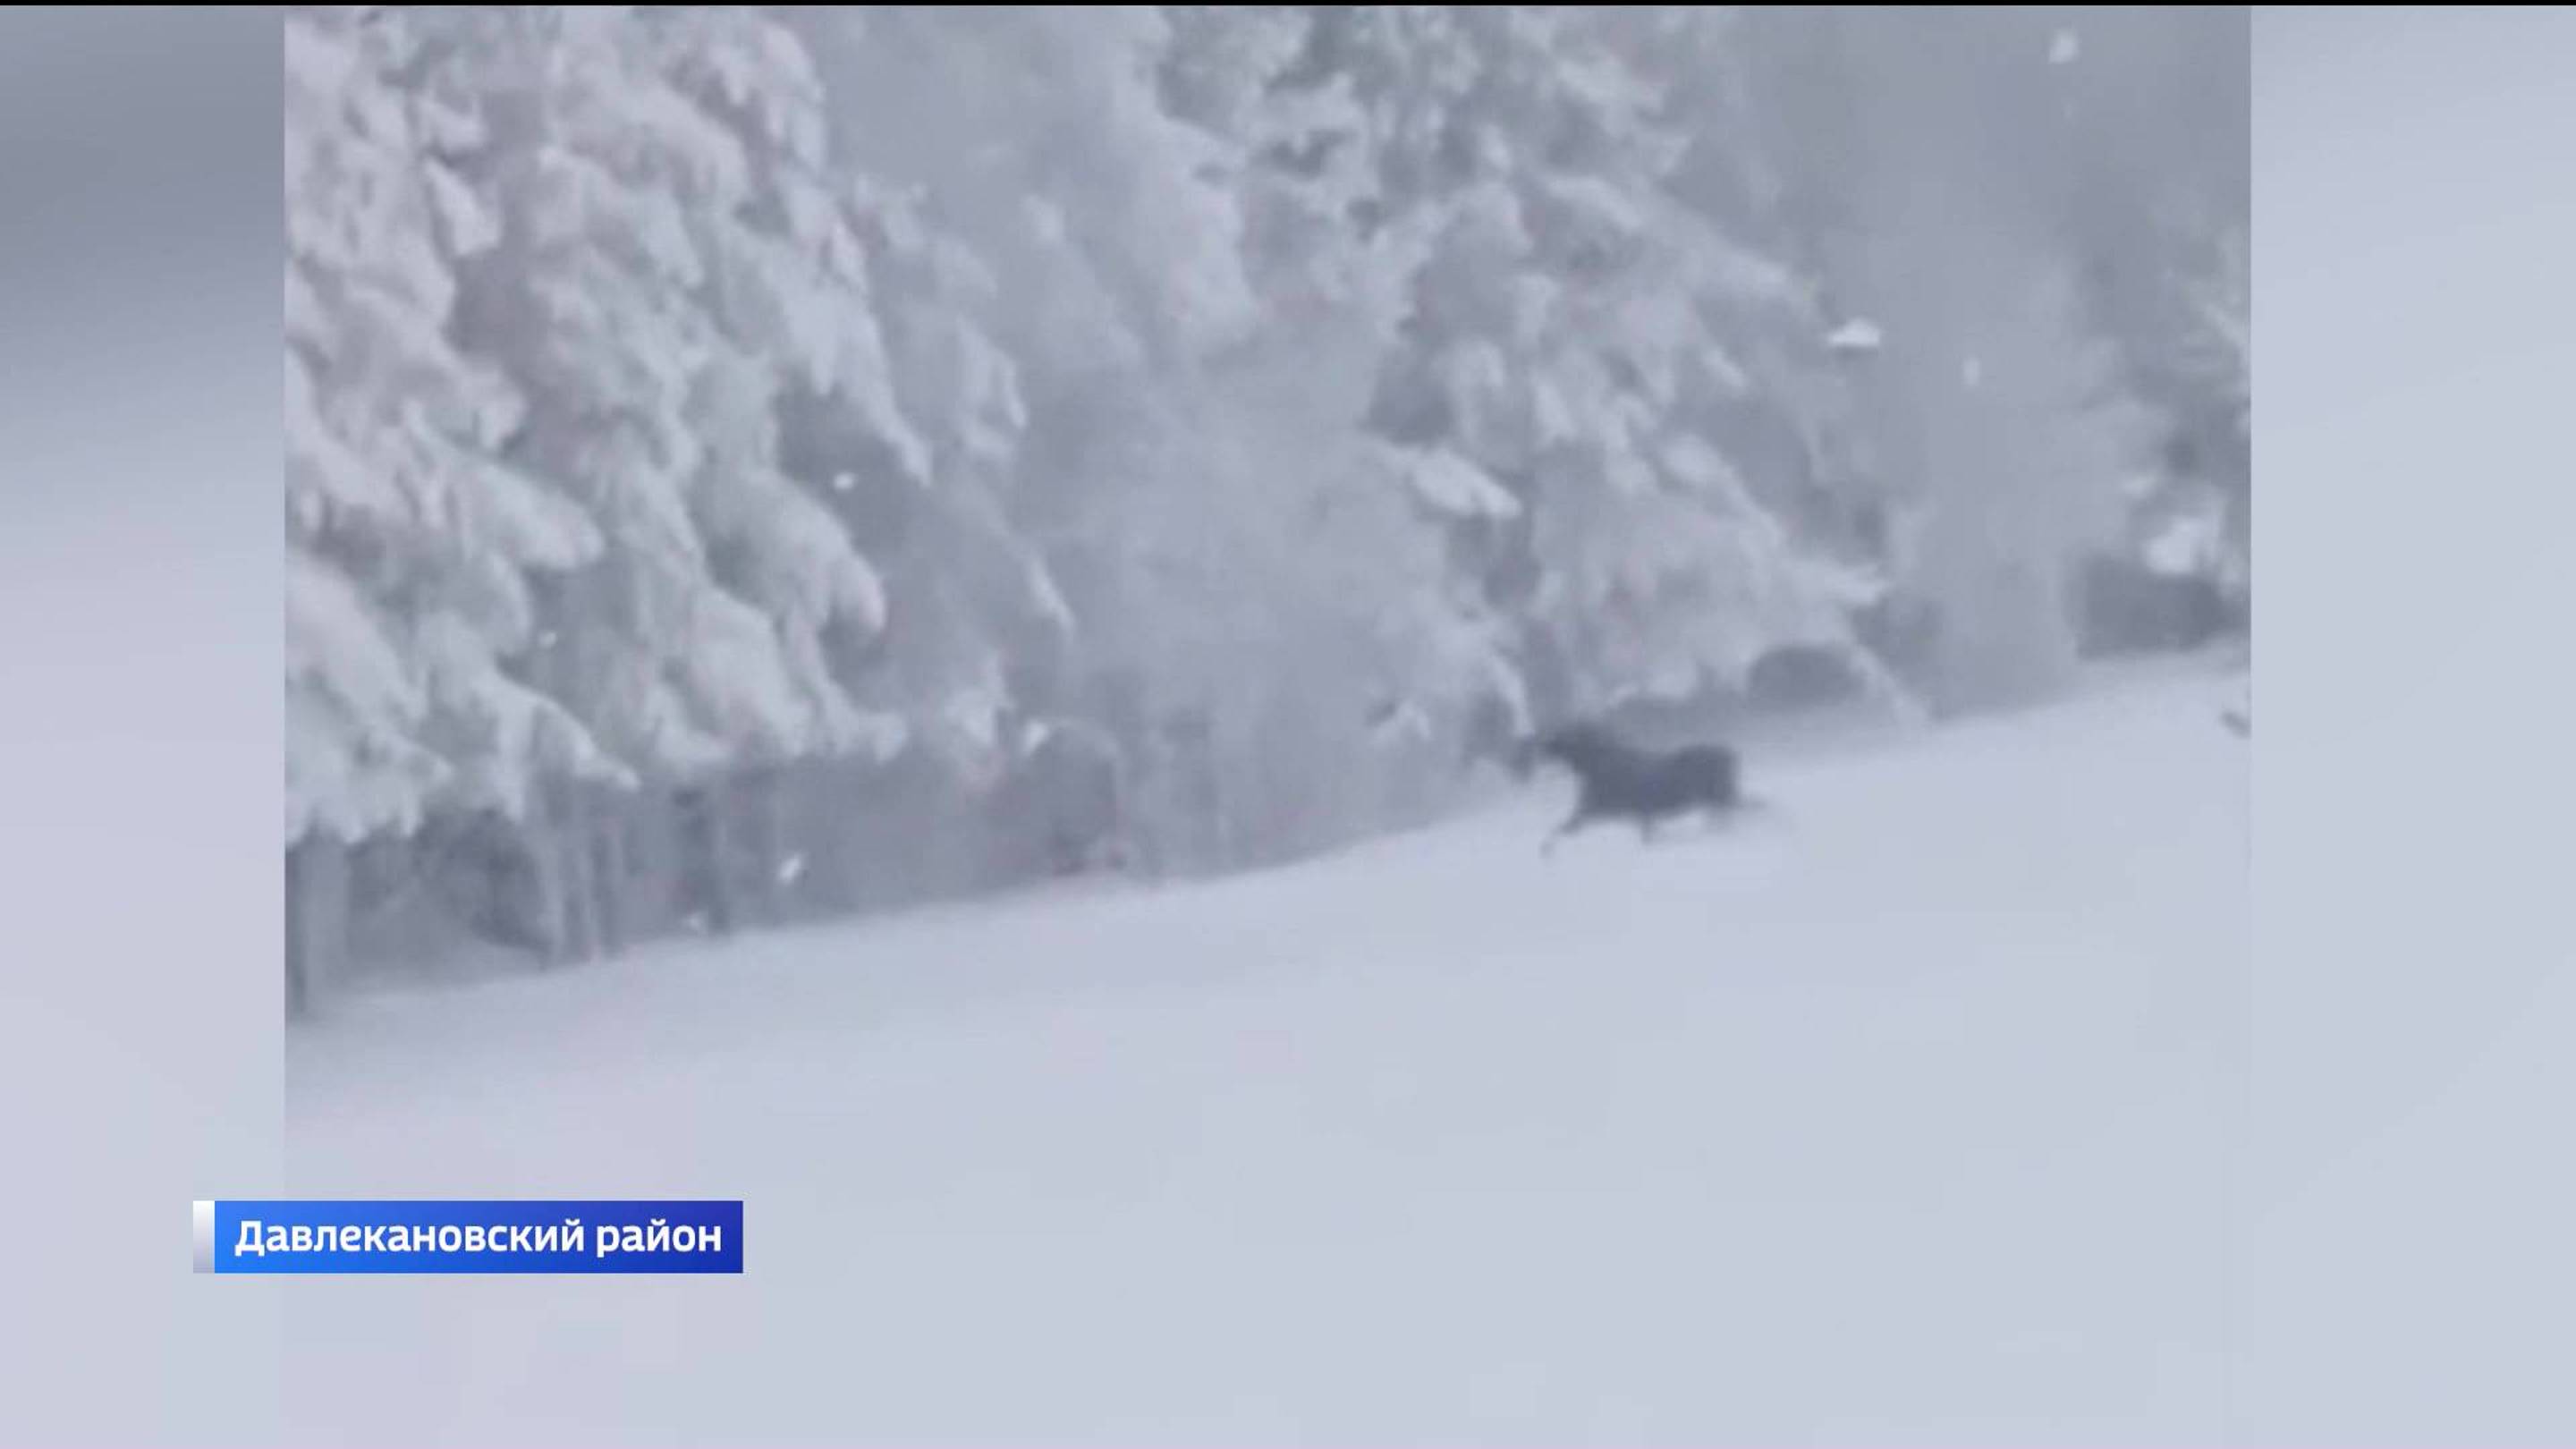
553;785;602;965
678;784;737;936
741;766;791;927
514;788;611;969
589;786;629;958
284;831;350;1017
522;807;569;966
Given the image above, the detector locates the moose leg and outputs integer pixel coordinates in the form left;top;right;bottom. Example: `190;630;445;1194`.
1542;805;1594;857
1706;793;1763;834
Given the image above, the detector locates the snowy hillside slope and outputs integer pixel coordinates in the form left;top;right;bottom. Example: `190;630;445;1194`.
284;659;2246;1445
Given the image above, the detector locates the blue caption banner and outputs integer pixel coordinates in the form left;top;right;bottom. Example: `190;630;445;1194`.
192;1199;742;1275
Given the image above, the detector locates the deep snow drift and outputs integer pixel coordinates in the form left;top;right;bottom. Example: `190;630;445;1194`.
284;660;2246;1445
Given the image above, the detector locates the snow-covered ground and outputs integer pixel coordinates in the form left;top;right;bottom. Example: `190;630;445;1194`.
284;660;2246;1446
